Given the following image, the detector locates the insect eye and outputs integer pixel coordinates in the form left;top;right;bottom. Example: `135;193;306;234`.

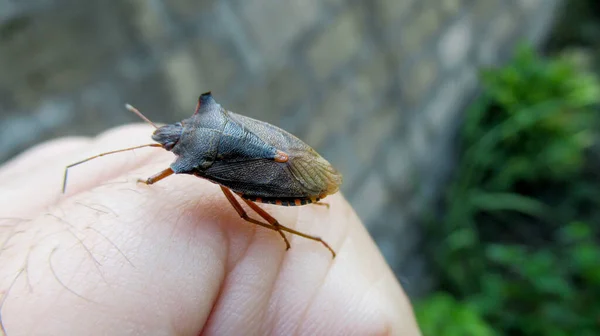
164;142;176;151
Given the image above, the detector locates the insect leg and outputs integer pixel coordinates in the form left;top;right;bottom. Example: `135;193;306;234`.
313;202;330;209
240;198;336;258
219;186;291;250
137;168;174;185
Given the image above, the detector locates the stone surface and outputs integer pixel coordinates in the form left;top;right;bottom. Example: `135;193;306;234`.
129;0;172;47
263;65;312;113
350;172;389;225
425;66;478;138
518;0;542;13
353;105;399;163
441;0;462;16
307;7;364;81
400;57;438;108
400;4;441;54
319;133;363;193
384;136;416;193
0;0;563;299
191;38;240;95
438;16;473;70
0;3;131;110
168;0;217;22
375;0;415;26
163;47;204;111
351;51;391;111
307;82;357;149
241;0;322;65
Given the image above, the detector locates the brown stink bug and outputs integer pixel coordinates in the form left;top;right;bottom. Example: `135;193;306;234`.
62;92;343;258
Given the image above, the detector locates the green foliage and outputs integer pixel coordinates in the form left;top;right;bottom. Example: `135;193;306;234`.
463;45;598;187
416;293;496;336
419;44;600;336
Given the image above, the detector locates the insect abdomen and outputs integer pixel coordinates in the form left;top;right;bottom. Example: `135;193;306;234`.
240;195;321;206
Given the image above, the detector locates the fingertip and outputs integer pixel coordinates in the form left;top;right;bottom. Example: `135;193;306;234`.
0;137;91;178
286;192;421;335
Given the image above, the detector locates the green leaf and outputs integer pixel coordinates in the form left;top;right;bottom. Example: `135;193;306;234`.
560;221;592;243
469;191;550;218
416;293;497;336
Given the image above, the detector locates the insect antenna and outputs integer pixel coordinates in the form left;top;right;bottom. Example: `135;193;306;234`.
125;104;158;129
62;104;162;194
62;143;163;193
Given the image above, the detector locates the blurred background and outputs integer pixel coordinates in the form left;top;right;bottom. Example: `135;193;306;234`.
2;0;599;334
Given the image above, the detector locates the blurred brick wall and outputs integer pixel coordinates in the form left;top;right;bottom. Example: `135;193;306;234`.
0;0;559;297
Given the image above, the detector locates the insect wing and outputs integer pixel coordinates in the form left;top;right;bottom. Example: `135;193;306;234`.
202;111;342;198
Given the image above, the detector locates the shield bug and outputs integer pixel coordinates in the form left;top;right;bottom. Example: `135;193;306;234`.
62;92;343;258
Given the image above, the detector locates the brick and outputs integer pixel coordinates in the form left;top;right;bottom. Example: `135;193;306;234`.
307;8;364;81
163;48;204;112
438;16;472;70
240;0;322;64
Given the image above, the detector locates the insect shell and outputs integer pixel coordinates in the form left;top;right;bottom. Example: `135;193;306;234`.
154;92;343;207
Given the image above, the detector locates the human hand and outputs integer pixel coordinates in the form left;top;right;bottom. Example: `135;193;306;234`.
0;124;421;336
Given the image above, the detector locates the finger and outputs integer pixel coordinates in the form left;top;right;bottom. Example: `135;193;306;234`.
0;124;168;218
202;194;421;335
0;165;229;335
0;137;90;179
0;143;420;336
292;199;420;335
1;180;420;336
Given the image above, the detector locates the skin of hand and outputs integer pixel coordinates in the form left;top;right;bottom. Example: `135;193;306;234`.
0;124;422;336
